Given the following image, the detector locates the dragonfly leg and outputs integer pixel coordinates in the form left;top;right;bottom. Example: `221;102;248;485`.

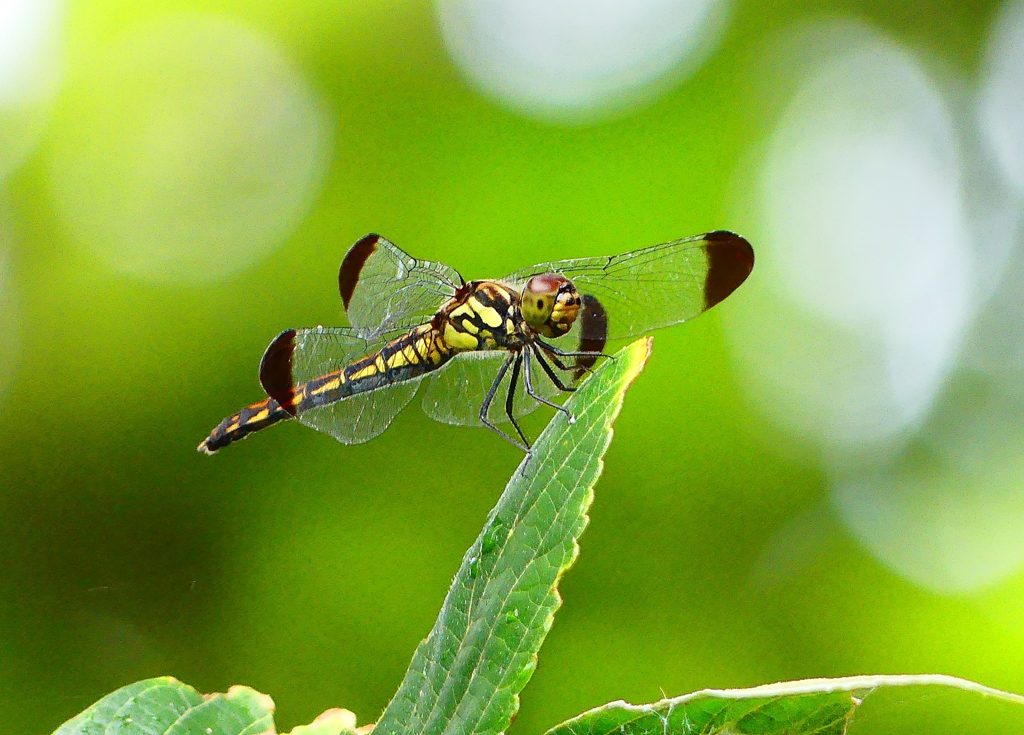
535;337;611;379
480;351;530;452
536;344;573;372
524;349;572;420
532;344;575;392
504;352;531;448
534;337;614;361
536;344;601;378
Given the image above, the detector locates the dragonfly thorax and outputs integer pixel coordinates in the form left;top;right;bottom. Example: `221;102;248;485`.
439;281;523;352
521;273;581;338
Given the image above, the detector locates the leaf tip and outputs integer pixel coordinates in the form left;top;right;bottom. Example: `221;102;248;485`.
317;709;359;730
621;337;653;389
223;684;276;715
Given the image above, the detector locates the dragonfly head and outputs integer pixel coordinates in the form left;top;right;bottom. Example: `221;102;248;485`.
522;273;581;338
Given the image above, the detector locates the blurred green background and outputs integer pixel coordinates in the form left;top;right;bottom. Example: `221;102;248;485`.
3;0;1024;732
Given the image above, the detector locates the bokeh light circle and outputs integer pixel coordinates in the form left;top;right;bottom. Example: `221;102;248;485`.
0;0;60;103
833;448;1024;594
0;0;62;178
726;28;971;453
49;14;331;284
979;0;1024;196
729;22;1024;595
436;0;730;123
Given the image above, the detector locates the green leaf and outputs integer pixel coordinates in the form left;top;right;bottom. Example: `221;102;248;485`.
543;675;1024;735
373;337;654;735
283;708;360;735
53;677;276;735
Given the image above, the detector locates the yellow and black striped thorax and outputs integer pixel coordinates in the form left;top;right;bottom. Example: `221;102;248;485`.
439;281;523;352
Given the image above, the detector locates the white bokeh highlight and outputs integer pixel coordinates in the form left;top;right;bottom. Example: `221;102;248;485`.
833;449;1024;594
823;220;1024;596
49;15;331;284
727;31;971;452
980;0;1024;196
0;0;62;178
0;0;60;103
732;21;1024;595
436;0;730;123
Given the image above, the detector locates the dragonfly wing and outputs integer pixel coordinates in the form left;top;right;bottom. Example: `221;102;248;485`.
259;326;422;445
502;231;753;341
299;378;423;444
339;234;463;340
421;350;563;427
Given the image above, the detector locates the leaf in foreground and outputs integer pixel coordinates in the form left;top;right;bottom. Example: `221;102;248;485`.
544;674;1024;735
52;677;365;735
53;677;275;735
373;337;653;735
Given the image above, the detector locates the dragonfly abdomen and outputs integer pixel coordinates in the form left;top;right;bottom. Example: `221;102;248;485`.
199;324;453;454
198;397;291;454
295;326;454;411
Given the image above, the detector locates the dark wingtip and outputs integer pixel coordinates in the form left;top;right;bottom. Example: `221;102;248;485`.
339;234;380;309
574;294;608;380
259;329;298;415
704;231;754;310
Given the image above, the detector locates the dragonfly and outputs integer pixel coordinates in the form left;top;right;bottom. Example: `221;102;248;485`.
198;231;753;454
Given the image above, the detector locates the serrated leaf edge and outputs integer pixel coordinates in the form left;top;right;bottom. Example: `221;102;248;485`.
544;673;1024;735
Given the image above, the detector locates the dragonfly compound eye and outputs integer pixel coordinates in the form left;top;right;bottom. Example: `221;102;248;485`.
523;274;579;337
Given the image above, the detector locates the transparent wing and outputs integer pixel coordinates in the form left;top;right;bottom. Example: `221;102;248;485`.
420;350;563;427
300;377;423;445
502;231;754;341
338;234;463;340
259;326;422;445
